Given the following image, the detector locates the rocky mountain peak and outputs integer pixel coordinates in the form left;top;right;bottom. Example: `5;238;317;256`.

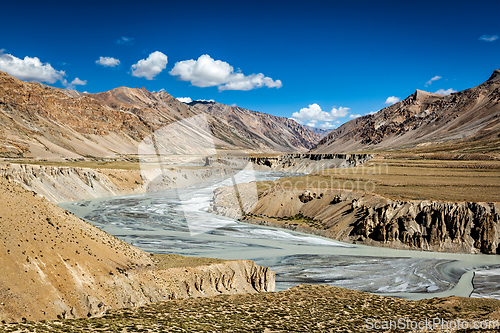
312;69;500;153
488;69;500;82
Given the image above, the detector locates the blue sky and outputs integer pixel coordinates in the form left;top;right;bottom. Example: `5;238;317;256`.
0;0;498;129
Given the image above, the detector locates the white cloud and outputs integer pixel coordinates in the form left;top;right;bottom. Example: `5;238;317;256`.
366;111;377;115
195;99;215;102
425;75;441;87
96;56;120;67
176;97;192;103
319;122;337;129
116;36;134;45
169;54;282;91
349;114;362;119
70;77;86;86
62;77;87;90
479;34;499;42
0;49;65;83
434;88;457;95
291;103;349;124
384;96;400;105
131;51;168;80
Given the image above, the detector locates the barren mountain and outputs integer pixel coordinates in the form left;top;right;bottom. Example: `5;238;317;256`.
312;69;500;153
0;176;274;322
190;101;321;152
302;125;333;138
0;71;321;159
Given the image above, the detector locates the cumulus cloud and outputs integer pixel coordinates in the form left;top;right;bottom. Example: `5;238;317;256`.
366;111;377;115
291;103;349;125
425;75;441;87
319;122;337;129
384;96;400;105
169;54;282;91
349;114;362;119
96;56;120;67
62;77;87;90
116;36;134;45
70;77;86;86
176;97;192;103
131;51;168;80
479;34;499;42
434;88;457;95
0;49;65;83
195;99;215;103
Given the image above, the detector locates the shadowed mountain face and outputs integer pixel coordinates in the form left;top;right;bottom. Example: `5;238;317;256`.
190;101;321;152
0;71;320;160
312;69;500;153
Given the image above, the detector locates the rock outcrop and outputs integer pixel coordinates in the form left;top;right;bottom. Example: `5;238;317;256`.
211;186;500;254
0;163;143;203
0;177;274;323
0;163;236;203
312;69;500;153
247;153;373;172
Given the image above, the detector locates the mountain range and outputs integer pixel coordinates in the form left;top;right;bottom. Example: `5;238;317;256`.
312;69;500;153
0;71;320;160
1;69;499;159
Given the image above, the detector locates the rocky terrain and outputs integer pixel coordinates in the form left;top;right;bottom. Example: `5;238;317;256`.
0;176;274;323
0;162;143;202
247;153;372;172
313;69;500;153
2;285;500;332
211;186;500;255
0;71;321;160
303;124;333;137
191;101;321;152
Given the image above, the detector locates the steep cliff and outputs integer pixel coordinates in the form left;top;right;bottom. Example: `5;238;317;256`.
211;186;500;254
0;177;274;323
0;163;143;203
247;153;373;172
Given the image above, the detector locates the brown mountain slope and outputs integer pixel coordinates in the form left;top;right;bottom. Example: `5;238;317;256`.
0;176;274;322
0;71;321;159
191;101;321;152
312;69;500;153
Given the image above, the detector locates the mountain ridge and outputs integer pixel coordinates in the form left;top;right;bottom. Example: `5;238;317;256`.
312;69;500;153
0;71;321;160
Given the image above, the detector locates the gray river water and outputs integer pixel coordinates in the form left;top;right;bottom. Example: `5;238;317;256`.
59;170;500;300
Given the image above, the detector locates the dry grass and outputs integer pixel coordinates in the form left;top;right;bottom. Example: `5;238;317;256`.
258;156;500;202
2;285;499;332
150;253;227;270
6;159;143;170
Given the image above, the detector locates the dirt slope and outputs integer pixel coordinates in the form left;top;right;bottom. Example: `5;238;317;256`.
0;177;274;323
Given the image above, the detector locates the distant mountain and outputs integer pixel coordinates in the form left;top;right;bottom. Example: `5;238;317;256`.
312;69;500;153
0;71;322;160
189;101;321;152
302;125;333;138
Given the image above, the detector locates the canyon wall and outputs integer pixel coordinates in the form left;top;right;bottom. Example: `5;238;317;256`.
0;163;143;203
210;186;500;255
